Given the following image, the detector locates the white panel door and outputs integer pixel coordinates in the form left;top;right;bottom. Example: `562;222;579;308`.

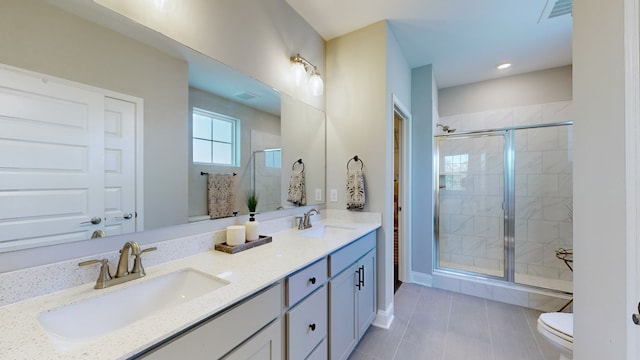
104;97;136;236
0;68;105;250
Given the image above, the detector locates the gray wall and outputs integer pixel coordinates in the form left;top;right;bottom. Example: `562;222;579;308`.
327;22;389;314
326;20;413;320
93;0;325;111
573;0;628;358
410;65;436;276
438;65;572;116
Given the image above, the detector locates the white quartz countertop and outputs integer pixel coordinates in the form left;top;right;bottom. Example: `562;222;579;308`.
0;219;380;360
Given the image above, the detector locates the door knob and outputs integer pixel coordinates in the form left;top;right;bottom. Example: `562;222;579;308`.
115;213;133;220
81;216;102;225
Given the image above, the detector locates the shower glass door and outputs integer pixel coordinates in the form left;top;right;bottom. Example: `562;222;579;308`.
435;132;507;279
513;125;573;292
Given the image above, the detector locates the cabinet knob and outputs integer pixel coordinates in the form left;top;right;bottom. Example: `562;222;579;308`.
309;323;316;332
309;277;316;285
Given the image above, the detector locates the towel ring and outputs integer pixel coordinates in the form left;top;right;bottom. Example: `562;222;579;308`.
292;159;304;171
347;155;364;170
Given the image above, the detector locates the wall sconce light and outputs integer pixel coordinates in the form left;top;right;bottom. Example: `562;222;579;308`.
290;53;324;96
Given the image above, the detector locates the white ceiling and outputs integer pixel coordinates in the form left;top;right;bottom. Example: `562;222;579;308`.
286;0;572;88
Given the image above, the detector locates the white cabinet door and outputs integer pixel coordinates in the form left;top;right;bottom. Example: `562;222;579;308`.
0;67;105;250
329;263;358;360
357;249;376;339
223;319;282;360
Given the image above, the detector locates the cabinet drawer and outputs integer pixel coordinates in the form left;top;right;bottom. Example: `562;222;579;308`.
141;282;282;359
329;231;375;277
306;338;327;360
287;286;327;360
286;258;327;306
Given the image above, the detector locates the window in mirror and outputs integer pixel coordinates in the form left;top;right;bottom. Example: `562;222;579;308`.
264;149;282;169
192;108;239;166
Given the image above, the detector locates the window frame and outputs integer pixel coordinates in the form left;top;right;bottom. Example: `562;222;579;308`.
191;107;240;167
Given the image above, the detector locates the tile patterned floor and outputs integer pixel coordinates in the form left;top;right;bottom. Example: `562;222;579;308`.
349;283;572;360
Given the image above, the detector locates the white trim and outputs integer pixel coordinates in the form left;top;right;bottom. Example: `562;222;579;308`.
392;94;413;285
624;0;640;357
134;97;144;232
372;301;395;329
411;271;433;287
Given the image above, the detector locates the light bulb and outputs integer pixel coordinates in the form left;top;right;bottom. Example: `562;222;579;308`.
308;71;324;96
291;61;307;87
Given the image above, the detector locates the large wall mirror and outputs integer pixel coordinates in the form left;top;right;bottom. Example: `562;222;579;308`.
0;0;325;252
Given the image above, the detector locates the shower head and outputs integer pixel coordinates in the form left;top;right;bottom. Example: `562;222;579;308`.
437;123;456;133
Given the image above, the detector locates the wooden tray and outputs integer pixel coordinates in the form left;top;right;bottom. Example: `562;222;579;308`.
215;235;272;254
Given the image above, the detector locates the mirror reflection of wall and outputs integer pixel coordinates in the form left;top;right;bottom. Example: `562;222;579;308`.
281;94;326;207
251;130;282;213
0;0;326;252
188;87;281;220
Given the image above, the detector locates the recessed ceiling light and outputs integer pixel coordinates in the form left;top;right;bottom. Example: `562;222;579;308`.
497;63;512;70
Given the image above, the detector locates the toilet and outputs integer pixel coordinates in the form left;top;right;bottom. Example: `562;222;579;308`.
537;312;573;352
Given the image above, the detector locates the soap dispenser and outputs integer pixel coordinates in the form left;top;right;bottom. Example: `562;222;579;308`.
245;213;259;241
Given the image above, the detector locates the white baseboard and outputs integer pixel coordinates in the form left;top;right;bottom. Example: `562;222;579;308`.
411;271;433;287
372;301;394;329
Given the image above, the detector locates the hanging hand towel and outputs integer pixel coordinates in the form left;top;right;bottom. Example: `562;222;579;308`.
287;170;306;206
346;168;366;210
208;174;235;219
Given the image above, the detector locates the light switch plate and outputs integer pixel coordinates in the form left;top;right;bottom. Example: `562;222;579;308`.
330;189;338;202
315;188;322;201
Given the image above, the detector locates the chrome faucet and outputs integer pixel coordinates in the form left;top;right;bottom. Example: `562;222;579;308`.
300;208;320;230
79;240;157;289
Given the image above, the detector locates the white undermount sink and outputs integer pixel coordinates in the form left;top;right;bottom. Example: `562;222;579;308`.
301;224;357;239
38;268;229;342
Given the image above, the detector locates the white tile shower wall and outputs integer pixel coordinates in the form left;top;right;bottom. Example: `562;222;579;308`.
437;100;572;134
437;101;573;292
514;126;572;290
438;135;505;274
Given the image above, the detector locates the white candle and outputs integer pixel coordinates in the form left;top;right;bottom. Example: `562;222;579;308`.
226;225;246;246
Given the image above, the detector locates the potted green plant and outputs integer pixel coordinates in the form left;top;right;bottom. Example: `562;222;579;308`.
246;190;259;213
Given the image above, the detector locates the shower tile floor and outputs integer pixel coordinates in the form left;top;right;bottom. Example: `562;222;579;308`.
349;283;571;360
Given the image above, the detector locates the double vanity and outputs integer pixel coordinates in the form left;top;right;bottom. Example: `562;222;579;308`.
0;212;380;359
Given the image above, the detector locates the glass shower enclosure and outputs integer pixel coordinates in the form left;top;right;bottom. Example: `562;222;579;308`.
435;123;573;293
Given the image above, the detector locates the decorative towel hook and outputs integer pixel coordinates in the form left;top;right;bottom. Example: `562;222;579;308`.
292;159;304;172
347;155;364;170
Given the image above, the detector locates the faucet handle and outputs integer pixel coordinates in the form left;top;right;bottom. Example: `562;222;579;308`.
295;216;304;229
79;258;112;289
131;246;157;276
